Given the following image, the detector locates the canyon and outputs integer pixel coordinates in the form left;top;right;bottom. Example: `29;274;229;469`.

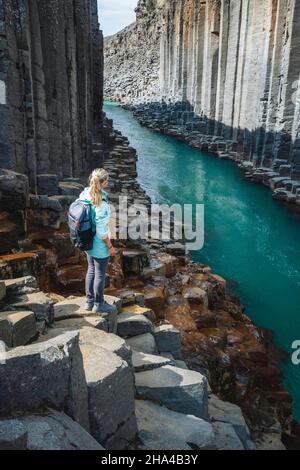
105;0;300;208
0;0;299;452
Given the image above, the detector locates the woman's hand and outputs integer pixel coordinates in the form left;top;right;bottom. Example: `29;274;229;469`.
109;246;117;257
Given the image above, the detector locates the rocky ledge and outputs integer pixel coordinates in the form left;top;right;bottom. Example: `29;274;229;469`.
0;118;298;450
121;102;300;214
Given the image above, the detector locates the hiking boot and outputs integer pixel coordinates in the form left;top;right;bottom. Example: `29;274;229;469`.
92;301;117;315
85;302;94;312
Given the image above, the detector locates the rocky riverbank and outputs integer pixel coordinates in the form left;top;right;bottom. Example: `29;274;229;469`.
120;102;300;214
1;114;298;450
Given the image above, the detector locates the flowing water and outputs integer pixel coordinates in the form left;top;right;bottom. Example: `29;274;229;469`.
104;101;300;423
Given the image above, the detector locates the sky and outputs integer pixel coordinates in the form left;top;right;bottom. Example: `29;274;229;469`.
98;0;138;37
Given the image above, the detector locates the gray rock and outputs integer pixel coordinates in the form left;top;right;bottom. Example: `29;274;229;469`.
117;313;153;338
0;419;28;450
54;296;119;333
37;174;59;196
80;341;137;449
0;281;6;301
126;333;158;355
9;291;54;323
79;327;132;367
4;276;38;295
254;433;286;450
0;331;89;431
154;324;182;359
135;365;208;419
184;287;209;307
55;316;108;333
212;422;244;450
0;311;37;347
22;410;104;450
132;350;173;372
121;304;154;321
136;400;215;450
59;181;84;197
208;394;255;450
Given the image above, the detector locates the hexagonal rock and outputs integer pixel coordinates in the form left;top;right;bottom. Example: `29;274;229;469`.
4;276;37;295
80;342;137;449
184;287;209;307
136;400;215;450
0;418;28;450
0;331;89;431
54;296;120;333
0;311;37;347
126;333;158;355
0;281;6;301
144;286;166;317
117;290;145;307
121;305;155;322
55;316;108;333
9;291;54;323
154;324;182;360
208;394;255;450
117;313;154;338
79;327;132;367
132;351;173;372
122;249;150;276
135;365;208;419
20;410;104;450
156;254;178;278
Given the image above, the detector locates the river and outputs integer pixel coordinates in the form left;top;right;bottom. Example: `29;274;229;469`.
104;101;300;423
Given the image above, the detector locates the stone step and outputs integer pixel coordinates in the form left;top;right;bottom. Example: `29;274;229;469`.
121;305;155;322
0;310;37;347
3;277;38;296
59;181;84;197
135;365;208;419
135;400;215;450
154;324;182;360
117;313;154;338
132;350;173;372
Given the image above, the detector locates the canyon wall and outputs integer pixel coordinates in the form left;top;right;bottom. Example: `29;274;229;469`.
104;0;300;172
0;0;103;186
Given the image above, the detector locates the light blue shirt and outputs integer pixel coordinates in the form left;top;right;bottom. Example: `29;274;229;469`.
79;187;111;259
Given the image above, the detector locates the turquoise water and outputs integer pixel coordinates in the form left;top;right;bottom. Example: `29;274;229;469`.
104;101;300;423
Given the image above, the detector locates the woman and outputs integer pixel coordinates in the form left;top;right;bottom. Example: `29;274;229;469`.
79;168;117;314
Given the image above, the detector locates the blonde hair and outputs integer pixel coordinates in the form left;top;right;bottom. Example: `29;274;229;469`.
89;168;109;207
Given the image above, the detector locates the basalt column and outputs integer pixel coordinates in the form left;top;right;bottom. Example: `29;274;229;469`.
0;0;104;186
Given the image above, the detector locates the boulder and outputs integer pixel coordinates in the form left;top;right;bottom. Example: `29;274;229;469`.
208;394;255;450
122;249;150;276
117;313;154;338
117;290;145;307
212;422;244;450
0;170;29;211
59;181;84;197
126;333;158;355
154;324;182;359
136;400;215;450
21;410;104;450
135;365;208;419
0;419;27;450
8;291;54;323
132;350;173;372
144;286;166;317
121;304;155;322
0;331;89;430
0;311;37;347
80;341;137;449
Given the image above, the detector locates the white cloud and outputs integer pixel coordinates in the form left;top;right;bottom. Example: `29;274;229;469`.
98;0;138;37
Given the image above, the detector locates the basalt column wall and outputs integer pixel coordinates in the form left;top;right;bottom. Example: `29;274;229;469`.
160;0;300;169
105;0;300;173
0;0;103;186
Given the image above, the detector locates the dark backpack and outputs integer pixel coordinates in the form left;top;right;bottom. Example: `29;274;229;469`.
68;200;95;251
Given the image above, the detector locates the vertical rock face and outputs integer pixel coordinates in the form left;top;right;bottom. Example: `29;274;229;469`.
104;0;300;170
0;0;103;185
